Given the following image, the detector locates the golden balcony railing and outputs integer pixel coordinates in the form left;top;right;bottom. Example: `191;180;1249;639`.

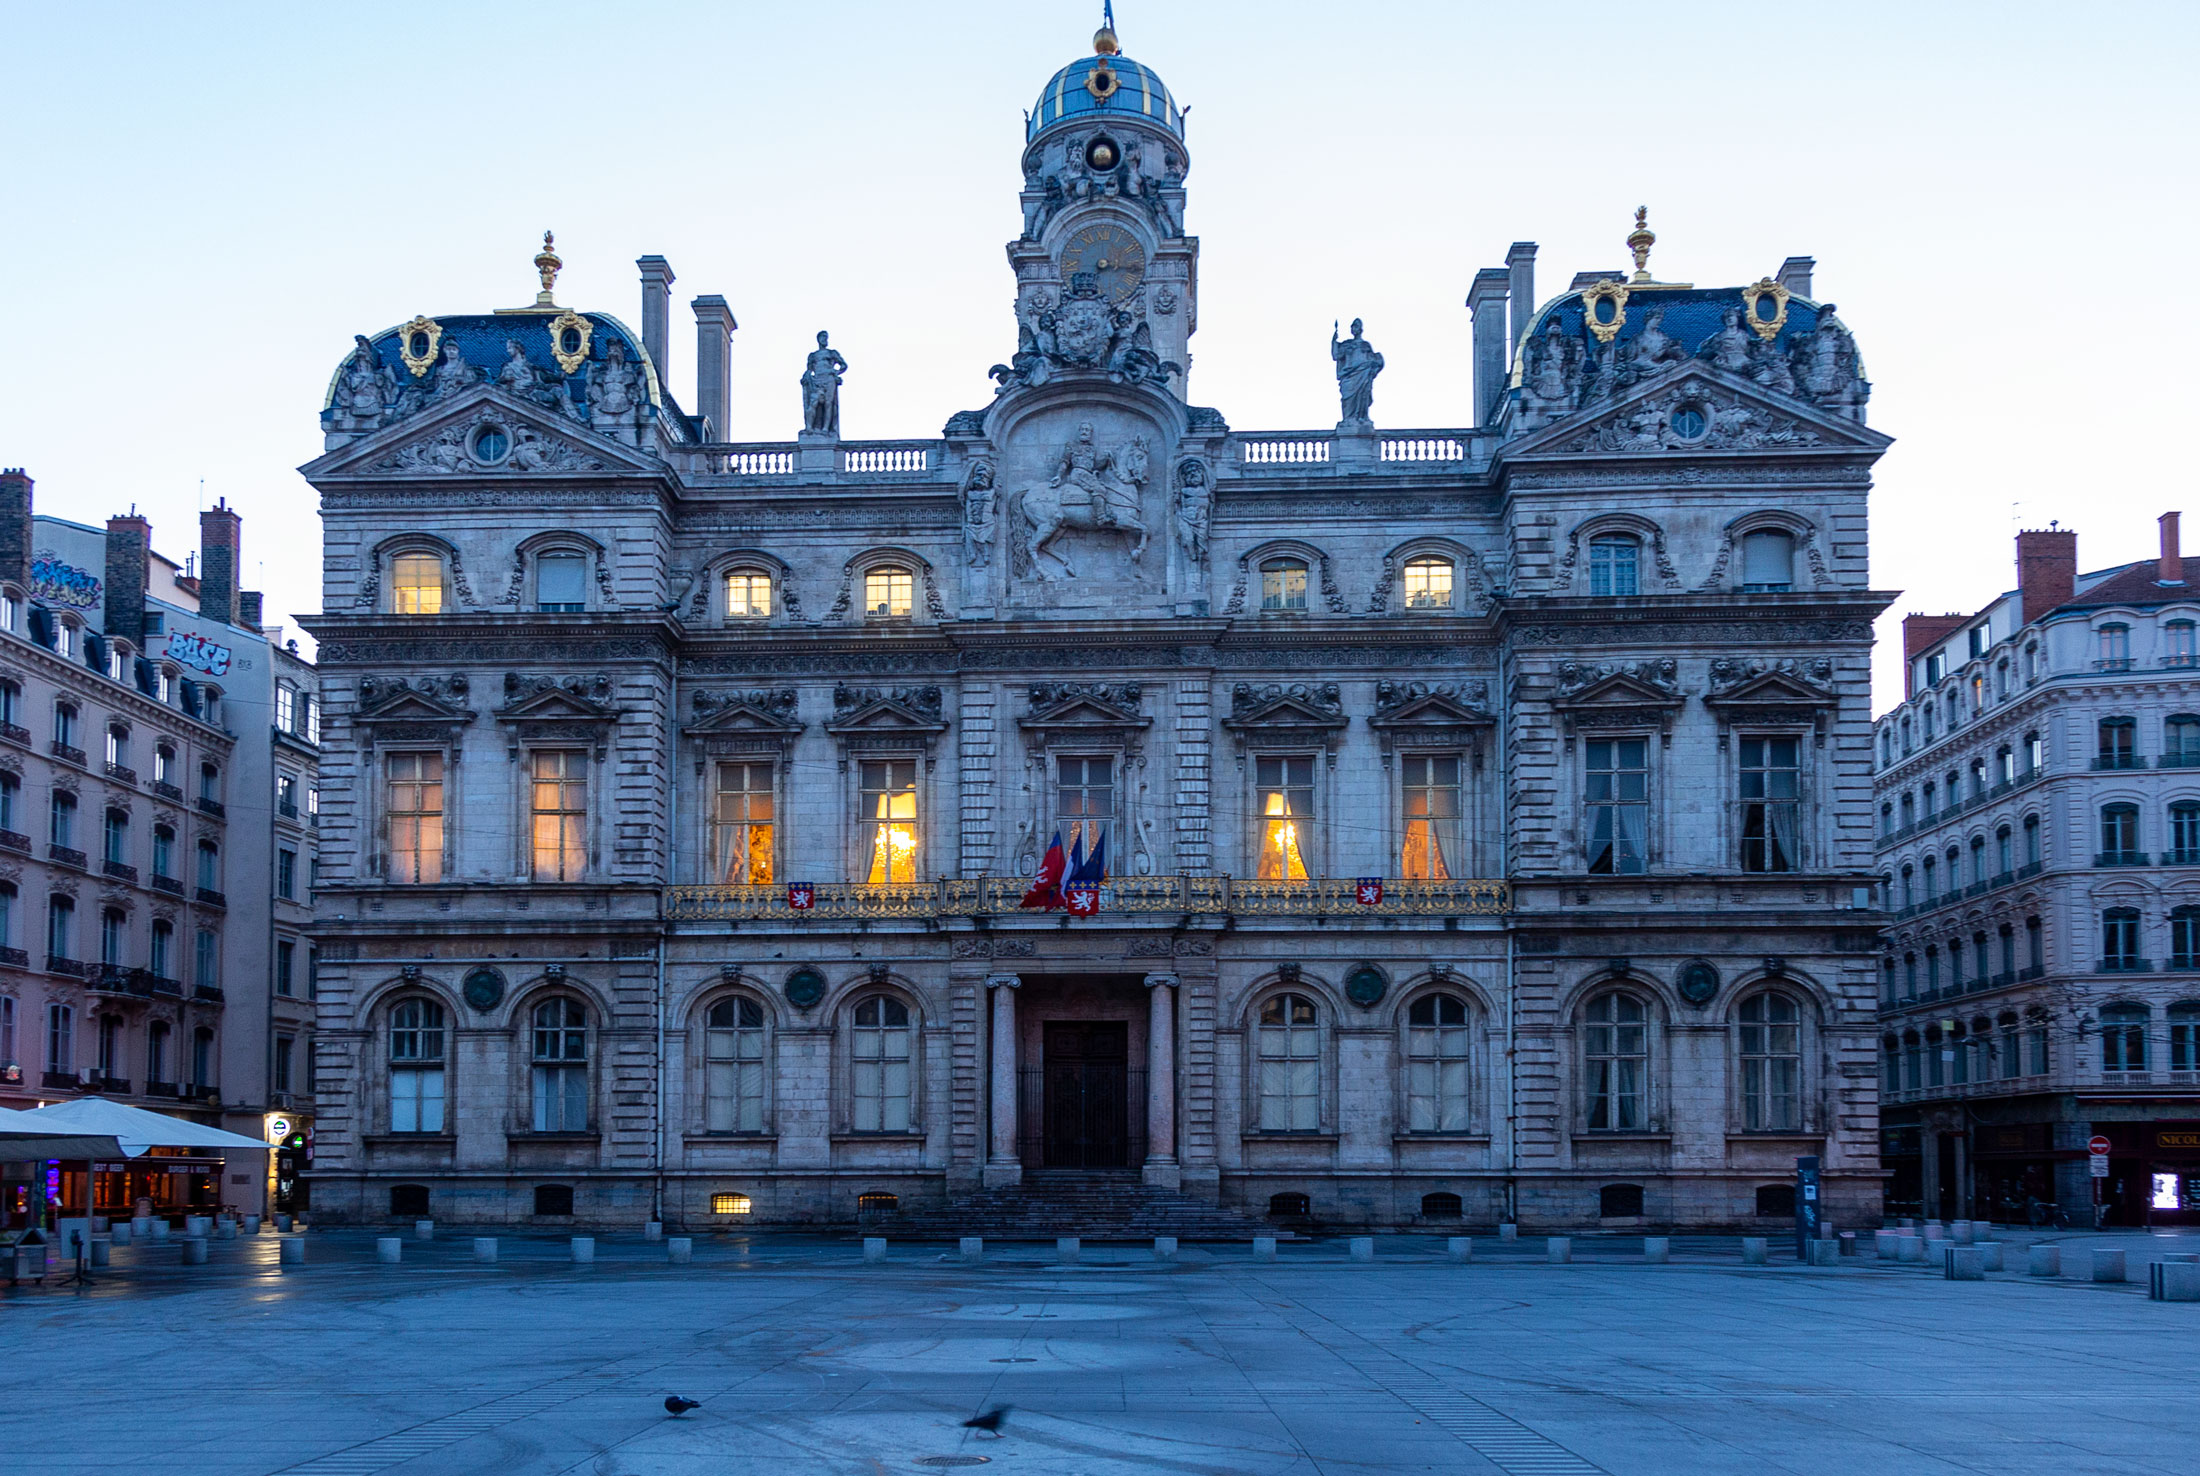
662;876;1508;923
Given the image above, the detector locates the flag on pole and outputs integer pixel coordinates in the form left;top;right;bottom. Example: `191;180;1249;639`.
1018;831;1067;909
1064;833;1108;916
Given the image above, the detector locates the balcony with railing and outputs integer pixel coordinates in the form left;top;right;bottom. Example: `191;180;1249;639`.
2092;753;2144;770
150;873;183;897
101;859;137;885
45;955;86;978
151;780;183;801
0;946;26;968
0;722;28;749
0;829;28;857
49;740;85;767
2095;850;2150;867
196;796;226;819
195;887;227;909
2093;657;2138;672
663;876;1510;923
47;844;85;870
2098;956;2153;973
104;761;136;786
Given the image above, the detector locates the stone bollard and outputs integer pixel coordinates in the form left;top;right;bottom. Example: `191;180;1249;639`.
279;1238;305;1266
862;1237;887;1263
644;1221;663;1242
274;1214;292;1233
214;1220;237;1241
570;1237;595;1264
149;1219;171;1242
2028;1244;2060;1277
2091;1248;2126;1283
109;1222;131;1248
89;1236;111;1267
1944;1246;1985;1281
1153;1236;1178;1261
1922;1222;1945;1241
1643;1236;1670;1264
182;1238;208;1264
1499;1223;1519;1242
667;1237;693;1265
1951;1220;1975;1245
959;1236;984;1263
1350;1236;1375;1263
1809;1239;1839;1267
1057;1236;1080;1265
1977;1241;2004;1272
1839;1231;1858;1257
376;1237;403;1264
1741;1237;1768;1266
2150;1258;2200;1302
1875;1230;1898;1260
1253;1236;1278;1261
1897;1236;1926;1264
1547;1236;1572;1264
184;1216;209;1239
414;1219;435;1242
243;1215;261;1236
1447;1237;1473;1262
473;1238;499;1263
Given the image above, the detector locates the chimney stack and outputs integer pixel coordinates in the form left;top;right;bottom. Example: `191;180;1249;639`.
2161;511;2184;584
1466;267;1511;428
198;501;241;626
1505;242;1538;367
1901;613;1970;698
1775;256;1815;298
636;256;676;388
104;512;152;647
0;470;31;592
238;591;264;628
692;295;737;439
2016;527;2078;626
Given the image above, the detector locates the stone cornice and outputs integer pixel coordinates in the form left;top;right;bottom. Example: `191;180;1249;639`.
0;630;233;748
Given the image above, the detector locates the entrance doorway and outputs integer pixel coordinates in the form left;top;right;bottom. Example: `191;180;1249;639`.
1031;1021;1141;1169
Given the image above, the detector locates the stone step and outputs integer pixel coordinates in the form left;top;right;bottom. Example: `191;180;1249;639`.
875;1173;1289;1241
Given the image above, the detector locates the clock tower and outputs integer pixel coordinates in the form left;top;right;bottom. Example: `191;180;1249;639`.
1007;15;1197;399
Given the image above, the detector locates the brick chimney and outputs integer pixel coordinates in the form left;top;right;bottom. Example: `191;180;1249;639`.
0;470;31;592
2016;527;2077;625
2160;511;2183;584
1901;613;1969;697
198;501;241;626
238;591;264;627
104;512;152;646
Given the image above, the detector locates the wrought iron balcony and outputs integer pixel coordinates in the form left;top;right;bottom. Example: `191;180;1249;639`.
0;722;27;748
196;796;226;819
49;740;85;766
47;844;86;870
2098;957;2153;973
2092;753;2144;770
662;875;1511;923
45;955;86;977
0;946;26;968
195;887;227;909
0;830;27;856
2095;850;2150;867
104;761;136;786
101;859;137;884
150;873;183;896
151;780;182;801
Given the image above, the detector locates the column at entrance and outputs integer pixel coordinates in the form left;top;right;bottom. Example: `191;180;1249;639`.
1143;972;1180;1189
984;974;1023;1188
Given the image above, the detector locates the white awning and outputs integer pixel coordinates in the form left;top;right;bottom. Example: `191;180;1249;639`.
0;1105;128;1161
11;1099;272;1157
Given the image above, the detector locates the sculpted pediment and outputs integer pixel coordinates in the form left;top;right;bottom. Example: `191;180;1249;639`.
304;386;654;479
497;672;618;723
1705;656;1837;709
1552;659;1682;710
355;674;474;724
1504;365;1891;462
1018;681;1152;752
1224;681;1348;736
685;688;803;736
825;684;949;739
1370;680;1494;730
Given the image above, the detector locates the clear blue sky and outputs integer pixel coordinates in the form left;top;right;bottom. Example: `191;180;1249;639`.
2;0;2191;704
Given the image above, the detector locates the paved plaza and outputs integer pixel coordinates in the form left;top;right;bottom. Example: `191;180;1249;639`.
6;1229;2199;1474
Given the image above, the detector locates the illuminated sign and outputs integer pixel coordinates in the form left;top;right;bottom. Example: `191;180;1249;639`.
30;555;101;609
166;630;232;676
266;1116;293;1142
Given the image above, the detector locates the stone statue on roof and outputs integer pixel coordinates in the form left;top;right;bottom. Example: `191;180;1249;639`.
801;331;846;435
1332;318;1384;429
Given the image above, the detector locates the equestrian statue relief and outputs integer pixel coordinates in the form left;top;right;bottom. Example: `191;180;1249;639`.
1010;421;1151;579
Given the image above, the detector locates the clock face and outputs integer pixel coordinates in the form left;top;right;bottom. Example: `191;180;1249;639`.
1060;224;1147;304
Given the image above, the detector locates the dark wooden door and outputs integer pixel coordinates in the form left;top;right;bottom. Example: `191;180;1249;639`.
1042;1021;1130;1168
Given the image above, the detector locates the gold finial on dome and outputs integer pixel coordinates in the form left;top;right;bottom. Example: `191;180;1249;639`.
1094;0;1119;53
1627;206;1656;283
534;230;562;306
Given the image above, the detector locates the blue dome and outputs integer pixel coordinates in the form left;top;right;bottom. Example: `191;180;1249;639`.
1030;52;1182;140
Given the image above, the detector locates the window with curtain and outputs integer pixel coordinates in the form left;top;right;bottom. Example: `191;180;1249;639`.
535;551;587;612
712;762;775;884
1739;530;1794;591
1260;557;1309;612
1405;993;1471;1132
1256;993;1321;1131
390;552;445;615
530;998;589;1132
705;996;767;1133
386;753;445;884
1255;755;1314;881
864;566;912;618
725;569;773;620
850;996;912;1132
1738;736;1799;872
860;758;919;883
1586;738;1648;875
530;750;588;881
2169;622;2198;666
388;999;446;1133
1057;755;1113;857
2101;1003;2148;1071
1584;991;1648;1130
2097;623;2132;668
2098;717;2136;765
1402;556;1454;609
1400;752;1462;880
1588;535;1640;596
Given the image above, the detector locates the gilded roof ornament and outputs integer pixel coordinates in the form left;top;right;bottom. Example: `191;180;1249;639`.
533;230;562;307
1094;0;1119;54
1627;206;1656;283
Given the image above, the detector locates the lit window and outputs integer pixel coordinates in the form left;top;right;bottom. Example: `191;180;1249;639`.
850;995;913;1132
391;553;445;615
1739;736;1800;872
530;998;589;1132
389;999;446;1133
710;1193;753;1215
1406;993;1471;1132
1584;991;1648;1130
713;762;775;884
386;752;444;884
1260;558;1308;612
529;750;588;881
1585;738;1648;875
860;759;919;883
1057;755;1113;858
1254;755;1313;881
1400;752;1461;880
1402;557;1454;610
1739;530;1795;591
726;571;772;620
705;996;767;1133
2169;621;2197;666
864;566;912;618
275;685;296;732
1256;993;1321;1131
536;551;587;612
1589;535;1639;597
1738;993;1802;1130
54;623;73;659
0;594;15;632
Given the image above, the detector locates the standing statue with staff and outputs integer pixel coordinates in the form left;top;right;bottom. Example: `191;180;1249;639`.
1331;317;1384;429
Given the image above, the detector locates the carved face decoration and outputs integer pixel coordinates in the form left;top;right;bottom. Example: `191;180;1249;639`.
1060;223;1146;304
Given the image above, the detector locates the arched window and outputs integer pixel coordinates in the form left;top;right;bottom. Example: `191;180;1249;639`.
1902;1030;1922;1091
1998;1011;2022;1080
199;761;221;804
2102;907;2143;970
390;552;446;615
2169;622;2198;667
1899;865;1915;909
1883;1034;1901;1095
705;996;767;1133
2101;1003;2148;1072
724;569;773;620
1588;534;1639;597
388;998;447;1133
2098;716;2137;765
2170;1002;2200;1072
196;839;220;892
1256;993;1321;1131
1948;1021;1969;1084
2167;715;2200;766
1421;1191;1464;1220
1879;801;1894;839
1583;991;1648;1130
529;998;589;1132
863;566;913;619
2172;803;2200;862
2023;813;2041;866
103;808;129;869
2100;804;2141;862
1739;529;1795;592
2026;914;2044;970
151;824;175;883
534;550;587;612
1995;825;2013;877
1969;835;1986;884
1401;556;1454;610
1737;992;1802;1131
150;918;173;980
1899;792;1915;829
1260;557;1309;612
1924;1024;1944;1087
2179;909;2200;971
850;996;913;1132
1404;993;1471;1133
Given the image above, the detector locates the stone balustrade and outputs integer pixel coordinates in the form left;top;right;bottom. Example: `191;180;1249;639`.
663;875;1508;922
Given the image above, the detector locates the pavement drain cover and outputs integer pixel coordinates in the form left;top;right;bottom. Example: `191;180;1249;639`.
914;1458;990;1467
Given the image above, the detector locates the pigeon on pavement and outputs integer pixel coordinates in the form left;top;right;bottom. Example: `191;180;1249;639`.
961;1405;1011;1437
663;1396;701;1417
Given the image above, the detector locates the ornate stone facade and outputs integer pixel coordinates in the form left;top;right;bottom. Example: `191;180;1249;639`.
301;21;1890;1233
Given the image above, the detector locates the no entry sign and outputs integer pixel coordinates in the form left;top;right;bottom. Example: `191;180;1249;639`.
2089;1135;2112;1156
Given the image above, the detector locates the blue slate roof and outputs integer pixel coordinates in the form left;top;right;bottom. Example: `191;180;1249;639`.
1029;52;1182;140
1519;285;1855;379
